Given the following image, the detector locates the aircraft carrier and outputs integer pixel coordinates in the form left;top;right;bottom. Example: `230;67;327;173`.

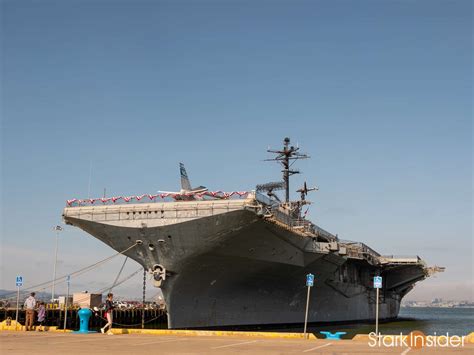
63;138;443;329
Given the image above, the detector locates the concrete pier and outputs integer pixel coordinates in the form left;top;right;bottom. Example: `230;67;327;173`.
1;331;473;354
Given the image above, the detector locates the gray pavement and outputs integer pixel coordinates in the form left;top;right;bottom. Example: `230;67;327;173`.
0;331;472;354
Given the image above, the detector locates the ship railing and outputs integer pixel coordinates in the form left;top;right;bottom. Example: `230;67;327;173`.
66;191;251;207
255;193;338;240
291;219;316;233
313;225;337;240
379;255;423;265
295;220;338;241
263;206;311;233
269;207;294;227
339;239;381;262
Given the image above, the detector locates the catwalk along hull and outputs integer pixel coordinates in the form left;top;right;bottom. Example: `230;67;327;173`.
63;196;428;328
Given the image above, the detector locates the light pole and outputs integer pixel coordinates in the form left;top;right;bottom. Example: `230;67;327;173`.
51;225;63;302
64;275;70;330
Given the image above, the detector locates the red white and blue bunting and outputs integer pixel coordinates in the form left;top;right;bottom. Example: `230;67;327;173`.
66;191;249;207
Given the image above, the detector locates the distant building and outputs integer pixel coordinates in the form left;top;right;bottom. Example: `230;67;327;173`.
73;293;102;308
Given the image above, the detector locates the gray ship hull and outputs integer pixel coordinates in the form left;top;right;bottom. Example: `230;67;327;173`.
64;198;427;328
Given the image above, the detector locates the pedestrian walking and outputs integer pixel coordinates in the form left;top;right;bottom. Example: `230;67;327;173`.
24;292;36;331
100;293;115;335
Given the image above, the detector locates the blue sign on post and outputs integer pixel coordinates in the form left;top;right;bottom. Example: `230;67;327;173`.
306;273;315;287
16;276;23;287
373;276;382;289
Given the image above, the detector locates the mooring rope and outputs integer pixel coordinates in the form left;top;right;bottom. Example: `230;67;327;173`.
0;242;139;300
69;267;143;305
109;256;128;293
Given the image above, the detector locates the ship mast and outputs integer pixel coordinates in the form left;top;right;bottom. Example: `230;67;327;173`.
265;137;309;203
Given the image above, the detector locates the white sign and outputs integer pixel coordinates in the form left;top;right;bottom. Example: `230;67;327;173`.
373;276;382;289
16;276;23;287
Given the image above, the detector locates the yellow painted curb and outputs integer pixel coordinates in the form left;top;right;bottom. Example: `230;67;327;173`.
110;328;317;339
0;319;313;338
0;320;72;332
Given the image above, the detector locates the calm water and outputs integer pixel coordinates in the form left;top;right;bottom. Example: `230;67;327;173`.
305;307;474;338
242;307;473;338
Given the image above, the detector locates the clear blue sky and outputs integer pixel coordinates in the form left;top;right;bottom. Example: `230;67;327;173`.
1;0;472;301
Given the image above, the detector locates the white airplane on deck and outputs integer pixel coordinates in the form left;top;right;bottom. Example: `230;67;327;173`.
157;163;208;200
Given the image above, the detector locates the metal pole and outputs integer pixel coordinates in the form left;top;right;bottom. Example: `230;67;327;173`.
283;138;290;203
52;226;61;302
64;276;70;330
375;287;379;335
303;285;311;339
15;286;20;330
142;268;146;329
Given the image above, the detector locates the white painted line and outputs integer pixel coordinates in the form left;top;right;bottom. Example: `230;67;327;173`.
136;338;185;346
302;342;332;352
401;347;412;355
211;340;258;349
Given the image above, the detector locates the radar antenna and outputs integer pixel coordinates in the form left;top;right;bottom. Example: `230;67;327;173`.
296;181;318;201
265;137;309;203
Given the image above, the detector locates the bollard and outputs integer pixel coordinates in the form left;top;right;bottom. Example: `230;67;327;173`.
74;308;96;334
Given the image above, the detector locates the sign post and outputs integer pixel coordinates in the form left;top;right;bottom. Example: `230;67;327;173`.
303;273;314;339
15;276;23;330
373;276;382;335
63;275;70;330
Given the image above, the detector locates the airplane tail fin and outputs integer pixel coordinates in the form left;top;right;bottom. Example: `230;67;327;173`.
180;163;192;191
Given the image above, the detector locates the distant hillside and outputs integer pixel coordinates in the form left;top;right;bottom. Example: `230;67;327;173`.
0;289;52;301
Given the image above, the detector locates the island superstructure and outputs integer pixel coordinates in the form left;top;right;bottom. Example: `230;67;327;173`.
63;138;443;328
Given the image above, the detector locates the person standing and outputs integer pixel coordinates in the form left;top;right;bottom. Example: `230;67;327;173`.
100;293;114;335
24;292;36;331
37;302;46;331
